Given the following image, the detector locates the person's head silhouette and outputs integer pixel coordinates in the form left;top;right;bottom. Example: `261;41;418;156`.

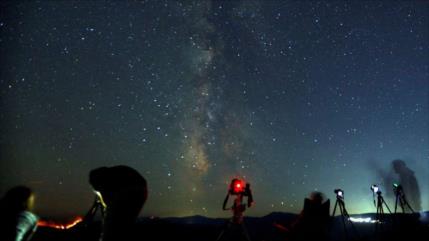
309;191;324;204
2;186;35;213
88;165;147;241
303;191;329;218
392;159;407;174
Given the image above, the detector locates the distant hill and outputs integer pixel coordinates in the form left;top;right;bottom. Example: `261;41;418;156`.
32;211;429;241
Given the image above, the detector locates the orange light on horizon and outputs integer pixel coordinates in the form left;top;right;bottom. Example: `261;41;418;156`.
37;216;83;230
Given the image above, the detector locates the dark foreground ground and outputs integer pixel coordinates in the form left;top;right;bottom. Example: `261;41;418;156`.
32;212;429;241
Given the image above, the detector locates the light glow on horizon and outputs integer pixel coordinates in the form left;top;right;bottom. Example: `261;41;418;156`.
37;216;83;230
349;217;379;223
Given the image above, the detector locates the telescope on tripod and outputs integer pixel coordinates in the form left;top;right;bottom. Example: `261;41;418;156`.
332;189;359;240
371;184;392;217
393;183;415;214
370;184;392;235
216;179;254;241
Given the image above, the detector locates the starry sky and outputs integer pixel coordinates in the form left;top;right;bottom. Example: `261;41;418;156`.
1;1;428;219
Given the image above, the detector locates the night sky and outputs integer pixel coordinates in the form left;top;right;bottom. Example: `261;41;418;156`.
1;1;428;219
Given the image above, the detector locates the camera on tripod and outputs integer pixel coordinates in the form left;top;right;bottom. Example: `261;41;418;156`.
334;189;344;198
229;178;251;196
371;184;381;195
222;178;254;211
392;183;415;213
217;178;254;241
393;183;403;195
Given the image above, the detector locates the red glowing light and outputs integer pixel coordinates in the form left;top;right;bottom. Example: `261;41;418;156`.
37;216;83;230
232;179;245;193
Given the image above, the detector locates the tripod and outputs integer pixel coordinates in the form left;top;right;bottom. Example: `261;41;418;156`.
84;196;106;220
375;191;392;218
82;195;106;227
216;194;251;241
374;190;392;234
216;181;253;241
394;185;415;214
70;195;106;241
332;193;359;240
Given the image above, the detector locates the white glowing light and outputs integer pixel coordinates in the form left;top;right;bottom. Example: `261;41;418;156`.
348;217;379;223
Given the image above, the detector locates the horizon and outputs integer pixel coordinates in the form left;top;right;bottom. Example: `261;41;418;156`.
37;209;429;223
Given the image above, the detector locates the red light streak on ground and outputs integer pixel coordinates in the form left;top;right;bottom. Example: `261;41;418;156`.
37;216;83;230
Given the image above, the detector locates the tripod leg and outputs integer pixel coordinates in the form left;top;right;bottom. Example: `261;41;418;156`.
400;198;405;213
406;203;415;213
381;198;392;214
240;223;252;241
342;207;360;240
376;202;382;222
339;204;348;240
341;215;349;240
215;221;231;241
215;229;226;241
395;196;398;214
332;200;338;217
403;198;415;213
375;198;384;235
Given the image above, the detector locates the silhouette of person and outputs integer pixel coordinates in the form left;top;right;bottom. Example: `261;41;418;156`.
89;165;148;241
0;186;38;241
274;192;330;241
392;159;421;211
